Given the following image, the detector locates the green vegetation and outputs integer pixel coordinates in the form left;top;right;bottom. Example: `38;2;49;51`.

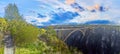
0;47;4;54
0;18;8;32
4;3;40;46
8;20;39;46
0;18;8;47
38;27;70;54
0;3;83;54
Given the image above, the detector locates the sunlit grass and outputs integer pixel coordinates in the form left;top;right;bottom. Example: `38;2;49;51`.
0;47;4;54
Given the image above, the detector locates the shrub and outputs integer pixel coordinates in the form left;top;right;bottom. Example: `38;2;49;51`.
8;20;40;46
0;47;4;54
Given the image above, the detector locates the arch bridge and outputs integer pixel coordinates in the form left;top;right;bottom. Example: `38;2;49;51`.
55;26;94;41
54;25;120;54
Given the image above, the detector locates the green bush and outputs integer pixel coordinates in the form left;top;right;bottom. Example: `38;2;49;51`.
38;26;83;54
0;47;4;54
8;20;39;46
38;27;71;54
0;3;83;54
15;41;50;54
0;18;8;48
0;32;3;47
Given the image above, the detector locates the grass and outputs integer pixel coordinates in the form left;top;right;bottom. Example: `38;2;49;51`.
0;47;4;54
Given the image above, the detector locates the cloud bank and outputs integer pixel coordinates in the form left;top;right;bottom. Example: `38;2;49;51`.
0;0;120;26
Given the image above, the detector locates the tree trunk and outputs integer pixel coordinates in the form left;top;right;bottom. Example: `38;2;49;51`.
4;31;14;54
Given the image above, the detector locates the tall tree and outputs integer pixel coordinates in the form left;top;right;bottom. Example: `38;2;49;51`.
4;3;22;21
4;3;23;54
4;3;40;54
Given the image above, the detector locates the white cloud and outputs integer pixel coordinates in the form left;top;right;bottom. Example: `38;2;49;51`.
36;0;78;13
34;0;120;25
24;15;51;26
68;11;114;23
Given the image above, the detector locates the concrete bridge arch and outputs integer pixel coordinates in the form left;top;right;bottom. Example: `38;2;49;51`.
63;29;85;42
55;26;120;54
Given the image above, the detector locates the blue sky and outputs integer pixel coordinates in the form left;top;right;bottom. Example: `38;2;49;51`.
0;0;120;26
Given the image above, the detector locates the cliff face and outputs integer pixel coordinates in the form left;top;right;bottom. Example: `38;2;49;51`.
65;26;120;54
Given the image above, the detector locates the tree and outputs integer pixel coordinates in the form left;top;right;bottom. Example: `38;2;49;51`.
46;26;57;36
9;20;39;46
4;3;22;21
38;26;70;53
3;3;40;54
4;3;40;46
0;18;8;47
0;18;8;32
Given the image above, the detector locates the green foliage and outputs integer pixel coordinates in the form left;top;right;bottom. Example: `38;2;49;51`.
38;26;71;54
1;3;83;54
0;32;3;47
15;40;50;54
46;26;57;36
4;3;22;21
38;26;83;54
0;18;8;47
0;47;4;54
8;20;39;46
39;29;46;35
0;18;8;32
4;3;39;46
